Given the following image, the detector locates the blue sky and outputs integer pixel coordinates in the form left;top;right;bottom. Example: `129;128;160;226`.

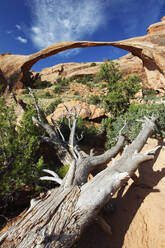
0;0;165;72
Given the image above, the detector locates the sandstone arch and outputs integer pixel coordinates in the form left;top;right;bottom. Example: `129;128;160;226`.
0;19;165;93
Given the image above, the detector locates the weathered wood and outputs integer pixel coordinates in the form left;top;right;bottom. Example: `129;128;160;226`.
0;113;160;248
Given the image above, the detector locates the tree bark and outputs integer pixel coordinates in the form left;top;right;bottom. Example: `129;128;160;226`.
0;115;160;248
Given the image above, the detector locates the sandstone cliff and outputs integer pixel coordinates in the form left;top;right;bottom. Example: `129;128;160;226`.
0;17;165;93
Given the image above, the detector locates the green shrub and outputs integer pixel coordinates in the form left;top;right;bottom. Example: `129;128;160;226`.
0;100;58;203
87;95;101;105
104;102;165;149
31;78;52;89
21;88;29;94
53;85;64;94
142;88;157;97
53;77;70;93
39;91;53;98
97;60;123;84
56;165;69;179
55;77;70;87
56;117;98;145
76;75;93;84
90;62;97;67
97;61;141;116
45;98;62;115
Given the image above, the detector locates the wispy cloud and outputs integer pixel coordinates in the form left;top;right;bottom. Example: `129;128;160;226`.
16;36;28;44
29;0;107;49
16;24;22;30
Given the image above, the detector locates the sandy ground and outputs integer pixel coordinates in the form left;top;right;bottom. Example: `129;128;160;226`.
76;138;165;248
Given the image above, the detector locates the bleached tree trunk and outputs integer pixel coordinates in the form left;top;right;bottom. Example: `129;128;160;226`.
0;99;159;248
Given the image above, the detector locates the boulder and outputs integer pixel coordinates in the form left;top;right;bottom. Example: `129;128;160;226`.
46;101;106;123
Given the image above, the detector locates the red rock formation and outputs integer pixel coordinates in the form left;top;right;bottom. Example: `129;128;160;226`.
0;18;165;93
39;55;146;86
147;16;165;33
47;101;106;123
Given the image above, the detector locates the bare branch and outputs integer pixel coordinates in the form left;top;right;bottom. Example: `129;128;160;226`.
77;116;158;211
89;135;125;168
90;148;95;157
73;135;125;186
28;88;42;122
123;115;156;155
62;160;76;188
40;176;62;184
40;169;63;184
42;169;60;178
118;119;127;136
32;116;74;166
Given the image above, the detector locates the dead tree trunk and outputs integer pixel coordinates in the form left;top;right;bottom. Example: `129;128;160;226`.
0;96;160;248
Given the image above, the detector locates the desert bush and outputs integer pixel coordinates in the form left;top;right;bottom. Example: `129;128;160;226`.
53;85;64;94
104;102;165;149
97;61;141;116
53;77;70;93
90;62;97;67
0;100;57;201
39;91;53;98
21;88;29;94
57;117;98;145
87;94;101;105
45;98;62;115
55;77;70;86
76;75;93;84
74;91;79;96
31;78;52;89
97;60;123;84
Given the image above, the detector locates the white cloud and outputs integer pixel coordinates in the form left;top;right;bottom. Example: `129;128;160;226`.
7;31;12;34
16;24;22;30
29;0;107;49
16;36;28;44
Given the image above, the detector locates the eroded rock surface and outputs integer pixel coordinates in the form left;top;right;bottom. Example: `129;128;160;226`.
0;17;165;93
47;101;106;123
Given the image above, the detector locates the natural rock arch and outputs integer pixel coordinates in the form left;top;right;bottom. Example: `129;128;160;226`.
0;18;165;93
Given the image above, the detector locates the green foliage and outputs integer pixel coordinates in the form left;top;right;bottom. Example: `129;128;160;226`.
31;78;52;89
53;77;70;93
21;88;29;94
76;75;93;84
0;101;56;199
74;91;79;96
90;62;97;67
55;77;70;87
87;94;101;105
0;84;5;95
56;165;69;179
142;88;158;102
142;88;157;96
98;61;141;116
53;85;63;94
45;98;62;115
97;61;123;84
57;117;98;145
39;91;53;98
105;102;165;149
